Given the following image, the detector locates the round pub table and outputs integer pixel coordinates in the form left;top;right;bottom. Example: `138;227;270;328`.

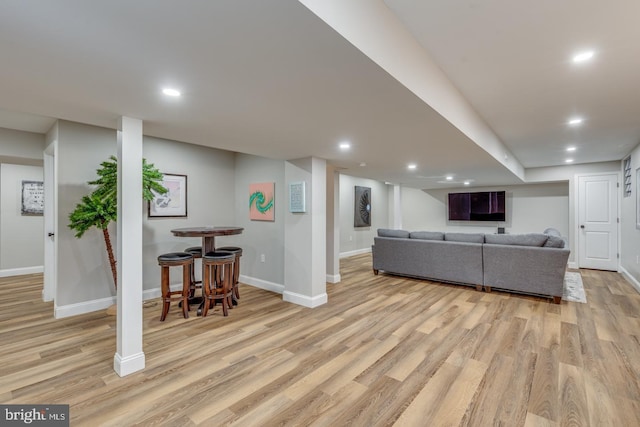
170;226;243;314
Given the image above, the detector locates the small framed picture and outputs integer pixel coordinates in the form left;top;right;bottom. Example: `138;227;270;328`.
21;180;44;216
149;173;187;218
289;181;306;213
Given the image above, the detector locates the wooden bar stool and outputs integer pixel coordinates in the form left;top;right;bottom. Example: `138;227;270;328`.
201;251;235;317
184;246;203;298
216;246;242;302
157;252;193;321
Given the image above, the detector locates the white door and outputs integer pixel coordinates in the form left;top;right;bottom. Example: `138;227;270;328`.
43;143;57;302
578;173;619;270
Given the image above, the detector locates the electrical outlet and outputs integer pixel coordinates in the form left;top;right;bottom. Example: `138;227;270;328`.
637;255;639;264
260;254;265;263
349;235;353;241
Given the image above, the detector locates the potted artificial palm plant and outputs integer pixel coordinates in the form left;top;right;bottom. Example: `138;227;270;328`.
68;155;167;291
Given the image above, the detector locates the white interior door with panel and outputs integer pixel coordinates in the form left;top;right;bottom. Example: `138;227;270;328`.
577;173;619;271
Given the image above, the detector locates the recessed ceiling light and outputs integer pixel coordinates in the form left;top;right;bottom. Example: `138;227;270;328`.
407;164;417;170
359;162;366;167
565;159;574;163
463;181;470;186
162;88;181;97
339;142;351;150
566;146;577;152
445;176;453;181
573;51;594;63
568;117;583;126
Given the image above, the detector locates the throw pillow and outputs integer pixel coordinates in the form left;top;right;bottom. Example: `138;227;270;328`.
544;235;565;248
543;227;562;237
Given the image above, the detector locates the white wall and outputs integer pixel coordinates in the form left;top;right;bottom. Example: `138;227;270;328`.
0;127;44;165
401;183;569;237
142;136;237;291
56;121;117;307
339;174;389;256
0;127;45;275
55;120;240;312
0;164;44;271
620;144;640;291
234;153;286;291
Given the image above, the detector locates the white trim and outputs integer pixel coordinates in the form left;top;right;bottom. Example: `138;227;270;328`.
0;266;44;278
339;247;371;259
283;290;328;308
55;295;116;318
239;274;285;294
620;266;640;294
326;273;341;283
567;261;578;269
113;351;145;377
52;284;180;318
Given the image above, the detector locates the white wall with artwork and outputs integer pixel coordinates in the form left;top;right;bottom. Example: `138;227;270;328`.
0;163;44;272
339;174;389;257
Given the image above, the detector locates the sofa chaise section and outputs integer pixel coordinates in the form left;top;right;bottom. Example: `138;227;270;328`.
482;237;570;303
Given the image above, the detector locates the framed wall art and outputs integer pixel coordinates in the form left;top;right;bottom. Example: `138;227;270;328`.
149;173;187;218
289;181;306;213
249;182;275;221
354;185;371;227
21;180;44;216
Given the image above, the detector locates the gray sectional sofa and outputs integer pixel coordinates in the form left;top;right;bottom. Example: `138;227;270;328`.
372;228;570;303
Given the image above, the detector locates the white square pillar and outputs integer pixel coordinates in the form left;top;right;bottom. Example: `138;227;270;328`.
114;116;145;376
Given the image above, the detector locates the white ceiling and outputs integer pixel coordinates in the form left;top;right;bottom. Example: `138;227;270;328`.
0;1;637;188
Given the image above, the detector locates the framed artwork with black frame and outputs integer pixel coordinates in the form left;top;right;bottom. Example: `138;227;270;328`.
21;180;44;216
149;173;187;218
354;186;371;227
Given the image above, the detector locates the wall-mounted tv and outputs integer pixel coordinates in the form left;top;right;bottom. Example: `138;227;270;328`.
448;191;506;222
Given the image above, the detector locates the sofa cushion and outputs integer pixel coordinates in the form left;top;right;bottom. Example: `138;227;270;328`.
444;232;485;243
377;228;410;238
410;231;444;241
485;233;548;247
543;235;565;248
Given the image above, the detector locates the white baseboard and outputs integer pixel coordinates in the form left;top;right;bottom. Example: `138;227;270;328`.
0;265;43;278
54;285;171;319
567;261;578;269
55;295;117;319
114;352;146;377
326;273;341;283
239;274;284;294
339;247;372;259
619;266;640;294
283;290;328;308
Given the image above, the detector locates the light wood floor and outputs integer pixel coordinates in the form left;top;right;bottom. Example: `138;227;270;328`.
2;254;640;426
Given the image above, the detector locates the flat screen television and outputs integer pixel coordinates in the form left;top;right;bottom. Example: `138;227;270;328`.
448;191;506;222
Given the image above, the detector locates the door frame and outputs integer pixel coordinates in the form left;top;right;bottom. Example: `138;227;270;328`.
574;172;621;271
43;141;57;302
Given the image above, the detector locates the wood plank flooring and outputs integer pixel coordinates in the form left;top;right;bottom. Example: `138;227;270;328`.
1;255;640;426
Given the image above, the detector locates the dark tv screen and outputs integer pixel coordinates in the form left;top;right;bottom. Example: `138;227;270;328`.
448;191;505;222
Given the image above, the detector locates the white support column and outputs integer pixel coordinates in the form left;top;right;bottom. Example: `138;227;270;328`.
326;166;340;283
114;116;145;376
284;157;328;307
393;184;402;229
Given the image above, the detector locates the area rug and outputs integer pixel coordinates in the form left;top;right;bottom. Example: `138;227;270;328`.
563;271;587;303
